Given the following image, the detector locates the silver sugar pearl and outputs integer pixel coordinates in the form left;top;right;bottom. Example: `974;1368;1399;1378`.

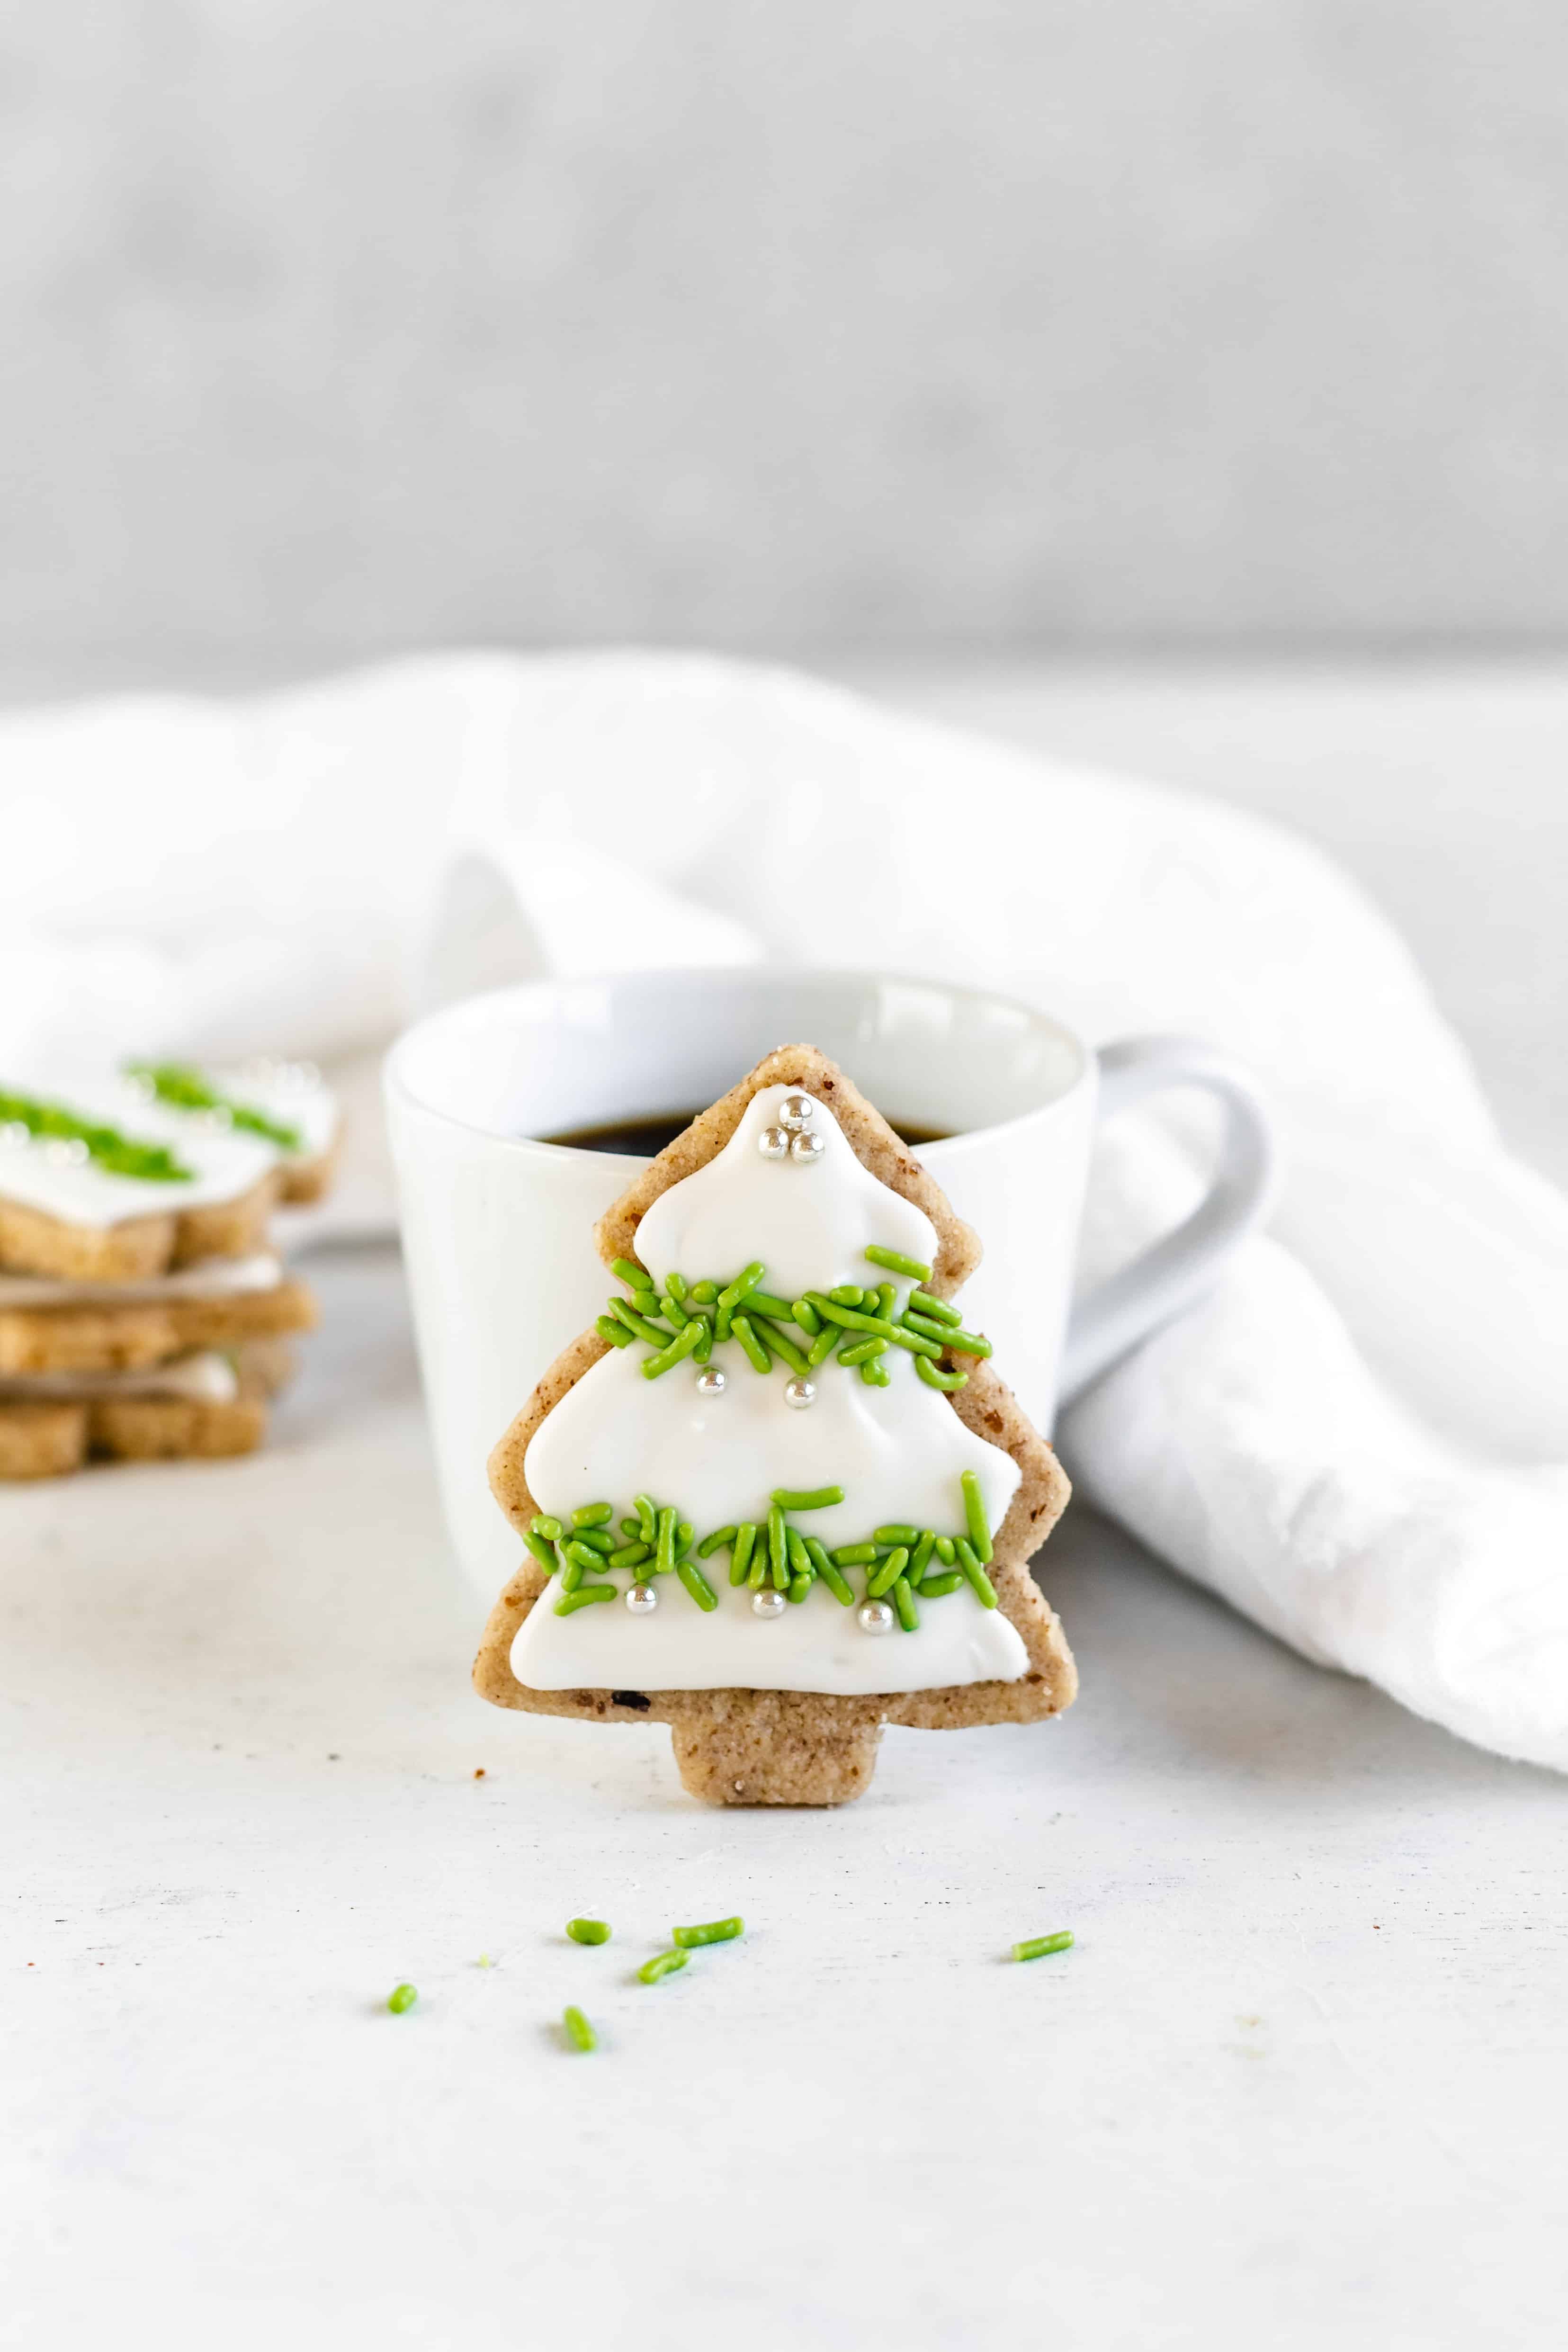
788;1128;825;1165
752;1588;787;1619
858;1600;896;1636
779;1092;816;1131
626;1582;658;1615
757;1124;790;1160
783;1376;816;1411
694;1365;726;1397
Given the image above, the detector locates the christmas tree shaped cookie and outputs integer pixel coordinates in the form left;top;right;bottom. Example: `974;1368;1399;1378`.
475;1047;1075;1805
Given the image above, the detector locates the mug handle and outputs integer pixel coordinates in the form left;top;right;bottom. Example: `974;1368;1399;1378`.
1057;1035;1277;1405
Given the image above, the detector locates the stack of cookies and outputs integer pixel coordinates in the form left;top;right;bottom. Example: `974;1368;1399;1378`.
0;1060;338;1481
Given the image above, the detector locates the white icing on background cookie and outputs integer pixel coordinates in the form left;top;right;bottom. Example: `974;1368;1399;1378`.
0;1082;277;1231
512;1084;1027;1698
0;1348;240;1403
209;1061;339;1161
0;1252;284;1311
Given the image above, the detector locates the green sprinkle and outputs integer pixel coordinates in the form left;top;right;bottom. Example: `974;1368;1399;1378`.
610;1257;650;1291
875;1282;897;1322
677;1519;694;1555
716;1261;767;1312
563;1538;608;1571
906;1313;992;1357
562;2004;597;2051
665;1271;688;1302
892;1575;919;1632
832;1542;878;1567
692;1318;713;1364
766;1503;787;1585
608;1541;652;1569
638;1948;689;1985
676;1557;719;1612
860;1357;891;1386
697;1525;737;1558
805;1295;943;1358
954;1538;998;1608
659;1288;692;1329
1012;1931;1074;1963
571;1526;616;1555
875;1523;919;1544
787;1574;812;1604
656;1506;677;1576
731;1522;758;1587
960;1469;994;1564
609;1297;676;1348
908;1530;937;1580
918;1570;965;1598
566;1918;611;1945
596;1316;635;1348
523;1530;558;1574
865;1244;933;1283
573;1503;613;1529
791;1298;822;1335
910;1289;961;1325
744;1289;794;1321
731;1313;772;1373
806;1323;840;1368
746;1544;768;1589
785;1526;812;1576
621;1517;642;1537
837;1336;886;1367
828;1284;866;1306
771;1485;845;1512
558;1547;584;1594
386;1982;417;2013
642;1320;703;1379
689;1280;718;1304
749;1315;812;1376
0;1087;197;1184
128;1061;305;1152
555;1584;617;1614
868;1545;909;1598
715;1301;733;1343
672;1917;744;1948
915;1355;968;1391
635;1494;657;1543
934;1536;957;1565
805;1538;854;1604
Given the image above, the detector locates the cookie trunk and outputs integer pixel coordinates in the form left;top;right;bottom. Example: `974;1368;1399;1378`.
671;1708;884;1806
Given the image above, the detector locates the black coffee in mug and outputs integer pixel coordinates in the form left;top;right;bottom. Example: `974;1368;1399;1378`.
543;1112;954;1156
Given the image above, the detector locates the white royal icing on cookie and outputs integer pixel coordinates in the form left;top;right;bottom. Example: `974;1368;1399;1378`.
0;1347;240;1403
511;1084;1027;1697
0;1082;277;1231
210;1061;339;1162
0;1252;284;1311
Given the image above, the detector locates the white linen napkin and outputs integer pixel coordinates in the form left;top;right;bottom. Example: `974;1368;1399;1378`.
4;651;1564;1768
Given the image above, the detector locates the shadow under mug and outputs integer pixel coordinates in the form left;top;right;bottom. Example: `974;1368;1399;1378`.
385;969;1275;1602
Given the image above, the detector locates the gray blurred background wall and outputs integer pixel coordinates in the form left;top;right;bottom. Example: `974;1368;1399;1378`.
3;0;1565;668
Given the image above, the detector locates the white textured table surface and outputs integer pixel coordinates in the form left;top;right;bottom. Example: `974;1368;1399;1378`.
5;667;1567;2350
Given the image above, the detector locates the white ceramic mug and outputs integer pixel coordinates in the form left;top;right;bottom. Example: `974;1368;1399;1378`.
385;969;1274;1601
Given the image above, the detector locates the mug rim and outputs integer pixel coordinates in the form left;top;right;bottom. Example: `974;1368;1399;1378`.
384;965;1092;1163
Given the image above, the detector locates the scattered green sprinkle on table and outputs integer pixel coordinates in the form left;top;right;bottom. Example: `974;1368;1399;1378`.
386;1982;418;2013
562;2005;597;2053
566;1918;611;1945
638;1948;689;1985
1012;1931;1074;1962
671;1916;744;1948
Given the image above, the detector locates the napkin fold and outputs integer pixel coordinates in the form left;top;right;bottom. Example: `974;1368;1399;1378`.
4;651;1564;1768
